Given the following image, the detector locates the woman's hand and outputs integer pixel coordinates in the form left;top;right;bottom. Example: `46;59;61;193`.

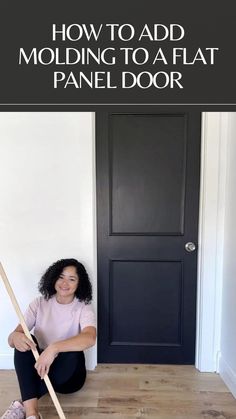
11;331;36;352
34;345;57;379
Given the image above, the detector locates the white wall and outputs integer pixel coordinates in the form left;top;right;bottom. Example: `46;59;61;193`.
0;112;97;370
1;111;236;387
219;113;236;396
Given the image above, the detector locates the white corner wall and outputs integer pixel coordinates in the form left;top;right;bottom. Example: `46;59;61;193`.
0;112;97;370
219;113;236;397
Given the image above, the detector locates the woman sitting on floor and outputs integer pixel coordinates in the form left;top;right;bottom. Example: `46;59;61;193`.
1;258;96;419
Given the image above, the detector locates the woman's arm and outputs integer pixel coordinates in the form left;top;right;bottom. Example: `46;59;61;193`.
8;324;23;347
8;297;39;351
34;326;97;378
50;326;97;354
8;324;36;351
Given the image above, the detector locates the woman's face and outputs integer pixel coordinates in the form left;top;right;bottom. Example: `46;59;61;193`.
54;265;79;303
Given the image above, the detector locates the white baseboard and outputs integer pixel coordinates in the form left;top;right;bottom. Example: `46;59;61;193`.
0;352;96;371
219;355;236;399
216;350;221;373
0;353;14;369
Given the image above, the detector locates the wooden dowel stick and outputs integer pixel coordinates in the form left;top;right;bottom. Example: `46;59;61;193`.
0;262;66;419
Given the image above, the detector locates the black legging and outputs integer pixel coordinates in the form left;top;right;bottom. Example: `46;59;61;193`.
14;336;86;402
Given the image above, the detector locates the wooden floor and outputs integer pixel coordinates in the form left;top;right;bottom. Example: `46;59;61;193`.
1;365;236;419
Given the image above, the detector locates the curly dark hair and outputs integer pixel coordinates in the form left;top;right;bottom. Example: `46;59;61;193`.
38;258;92;304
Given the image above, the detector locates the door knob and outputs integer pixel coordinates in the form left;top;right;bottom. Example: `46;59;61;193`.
185;242;196;252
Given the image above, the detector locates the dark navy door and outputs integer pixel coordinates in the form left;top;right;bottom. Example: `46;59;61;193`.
96;112;201;364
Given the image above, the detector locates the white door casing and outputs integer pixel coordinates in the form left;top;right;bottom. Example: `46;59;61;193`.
196;112;228;372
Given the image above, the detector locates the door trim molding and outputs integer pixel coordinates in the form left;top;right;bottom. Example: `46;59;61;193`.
196;112;229;372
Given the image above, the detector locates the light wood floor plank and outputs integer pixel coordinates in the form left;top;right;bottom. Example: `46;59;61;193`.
1;365;236;418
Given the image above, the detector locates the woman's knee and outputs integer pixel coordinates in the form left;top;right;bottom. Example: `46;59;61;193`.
49;351;86;387
14;347;35;363
55;368;87;394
